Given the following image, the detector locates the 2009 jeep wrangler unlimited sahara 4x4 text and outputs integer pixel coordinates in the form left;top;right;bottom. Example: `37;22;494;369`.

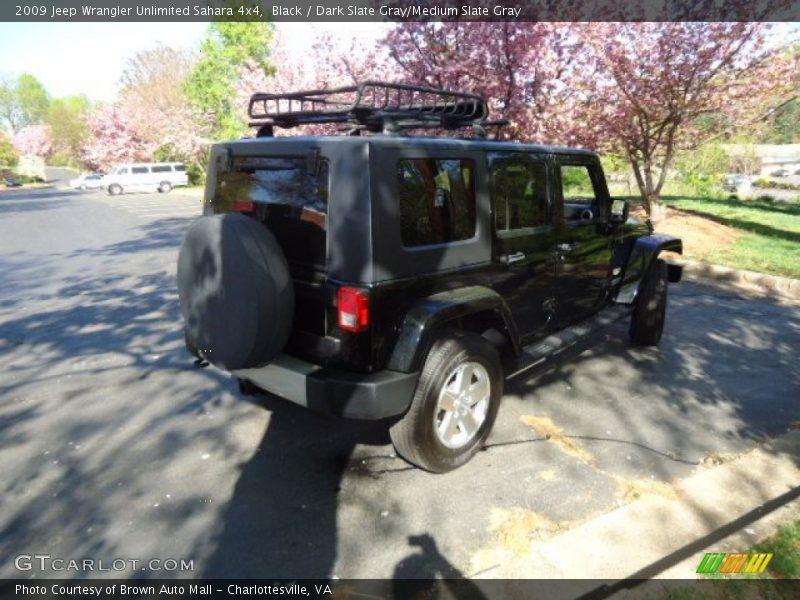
177;82;682;472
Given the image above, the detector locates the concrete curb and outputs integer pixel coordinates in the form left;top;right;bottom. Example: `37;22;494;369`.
668;257;800;301
480;431;800;591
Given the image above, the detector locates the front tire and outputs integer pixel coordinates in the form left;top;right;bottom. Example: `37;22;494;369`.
108;184;122;196
158;181;172;193
390;330;503;473
630;258;668;346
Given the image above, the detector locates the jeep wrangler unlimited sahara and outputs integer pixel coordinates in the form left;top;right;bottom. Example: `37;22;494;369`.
177;82;682;473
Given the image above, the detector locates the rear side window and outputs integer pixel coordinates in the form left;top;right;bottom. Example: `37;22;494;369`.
491;157;548;231
151;165;171;173
397;158;476;247
132;166;149;174
214;156;330;267
174;165;186;172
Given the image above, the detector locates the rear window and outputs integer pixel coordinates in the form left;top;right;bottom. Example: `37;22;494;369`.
151;165;171;173
397;158;476;247
174;165;186;172
214;156;329;267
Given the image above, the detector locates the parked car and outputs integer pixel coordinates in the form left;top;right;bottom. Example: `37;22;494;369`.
101;162;188;195
177;82;683;472
769;168;790;178
722;174;751;193
3;176;21;187
69;173;105;190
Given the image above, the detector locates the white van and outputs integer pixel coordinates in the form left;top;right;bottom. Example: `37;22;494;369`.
102;162;189;195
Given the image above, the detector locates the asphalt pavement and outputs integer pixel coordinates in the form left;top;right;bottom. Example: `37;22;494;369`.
0;186;797;580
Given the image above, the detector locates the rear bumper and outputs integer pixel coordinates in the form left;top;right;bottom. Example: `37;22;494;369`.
232;355;419;420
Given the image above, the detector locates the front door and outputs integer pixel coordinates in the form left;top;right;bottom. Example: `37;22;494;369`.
553;158;614;324
489;152;557;342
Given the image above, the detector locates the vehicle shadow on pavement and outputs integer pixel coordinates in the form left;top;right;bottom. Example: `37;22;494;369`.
200;394;392;578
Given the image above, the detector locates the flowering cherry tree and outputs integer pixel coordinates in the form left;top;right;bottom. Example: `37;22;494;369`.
383;22;593;145
80;107;157;172
13;124;52;158
579;22;799;217
118;45;209;162
234;28;393;137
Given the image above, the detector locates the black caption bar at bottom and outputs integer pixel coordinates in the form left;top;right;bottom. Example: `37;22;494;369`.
3;579;800;600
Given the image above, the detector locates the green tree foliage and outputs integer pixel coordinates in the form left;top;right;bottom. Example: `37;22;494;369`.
0;74;50;132
46;95;91;166
17;74;50;124
185;21;274;140
674;144;732;194
762;98;800;144
0;131;19;167
0;81;14;131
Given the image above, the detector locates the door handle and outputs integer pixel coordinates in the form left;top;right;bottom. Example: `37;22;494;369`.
557;243;578;253
500;251;525;265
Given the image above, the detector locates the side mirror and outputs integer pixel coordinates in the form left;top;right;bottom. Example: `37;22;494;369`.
610;198;630;223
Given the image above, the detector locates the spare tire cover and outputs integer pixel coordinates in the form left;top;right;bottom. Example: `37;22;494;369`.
177;213;294;370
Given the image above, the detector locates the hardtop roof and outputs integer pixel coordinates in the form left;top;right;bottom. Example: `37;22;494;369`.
225;135;598;157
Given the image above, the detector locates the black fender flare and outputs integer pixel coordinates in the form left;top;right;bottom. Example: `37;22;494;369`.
386;285;519;373
615;234;683;304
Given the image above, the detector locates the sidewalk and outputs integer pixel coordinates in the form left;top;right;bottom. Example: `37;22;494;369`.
481;432;800;590
669;257;800;302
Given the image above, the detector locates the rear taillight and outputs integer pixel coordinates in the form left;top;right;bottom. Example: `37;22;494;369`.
233;199;255;212
337;287;370;333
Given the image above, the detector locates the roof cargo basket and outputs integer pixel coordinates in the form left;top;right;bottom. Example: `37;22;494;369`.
248;81;506;137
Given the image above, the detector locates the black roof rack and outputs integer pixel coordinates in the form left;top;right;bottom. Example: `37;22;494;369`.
248;81;506;137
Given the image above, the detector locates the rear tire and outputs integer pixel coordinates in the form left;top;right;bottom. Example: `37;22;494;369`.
390;330;503;473
108;184;122;196
630;258;668;346
158;181;172;193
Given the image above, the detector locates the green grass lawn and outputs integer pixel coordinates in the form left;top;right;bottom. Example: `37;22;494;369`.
753;519;800;578
660;195;800;279
658;520;800;599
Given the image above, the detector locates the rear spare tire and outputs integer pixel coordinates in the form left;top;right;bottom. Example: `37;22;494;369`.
177;213;294;370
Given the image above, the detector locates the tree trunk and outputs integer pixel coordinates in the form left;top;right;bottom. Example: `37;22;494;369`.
629;157;650;215
629;156;667;223
648;194;666;223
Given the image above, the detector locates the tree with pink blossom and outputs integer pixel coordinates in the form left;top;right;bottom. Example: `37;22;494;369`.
383;23;592;145
80;107;157;172
579;22;799;218
383;22;798;217
235;29;393;137
118;45;210;164
13;124;52;159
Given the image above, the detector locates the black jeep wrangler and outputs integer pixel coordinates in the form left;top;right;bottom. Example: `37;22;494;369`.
177;82;682;472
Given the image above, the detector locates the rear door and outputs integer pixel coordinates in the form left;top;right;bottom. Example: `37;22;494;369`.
553;157;614;323
489;151;557;341
211;153;331;343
